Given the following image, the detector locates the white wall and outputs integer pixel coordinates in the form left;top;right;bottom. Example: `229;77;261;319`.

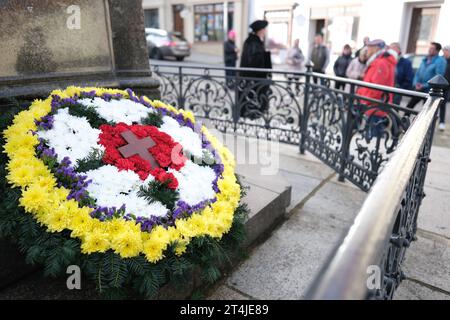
142;0;167;30
284;0;450;56
357;0;404;45
436;0;450;46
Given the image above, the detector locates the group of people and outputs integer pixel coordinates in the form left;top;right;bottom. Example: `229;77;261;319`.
332;39;449;131
223;19;450;130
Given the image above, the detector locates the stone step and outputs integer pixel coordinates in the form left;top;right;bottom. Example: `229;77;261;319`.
236;165;291;247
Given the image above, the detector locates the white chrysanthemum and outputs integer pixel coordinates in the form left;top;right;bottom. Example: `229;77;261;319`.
37;100;220;219
169;161;216;206
77;97;155;125
159;116;203;158
84;165;168;218
38;108;103;163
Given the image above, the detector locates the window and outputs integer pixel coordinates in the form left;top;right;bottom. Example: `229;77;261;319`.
351;16;360;42
194;3;234;42
264;10;291;48
144;9;159;29
407;7;440;54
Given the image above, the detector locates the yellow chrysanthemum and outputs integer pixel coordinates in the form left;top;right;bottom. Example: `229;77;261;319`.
175;219;197;238
19;184;50;213
106;218;129;238
165;226;181;243
187;213;208;237
112;230;143;258
81;229;110;254
3;134;38;155
142;237;166;263
43;205;69;232
3;124;31;140
174;239;189;256
149;225;171;243
34;176;57;190
53;187;71;203
70;209;94;238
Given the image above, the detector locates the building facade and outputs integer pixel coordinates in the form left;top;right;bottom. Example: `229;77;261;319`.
142;0;250;55
254;0;450;58
142;0;450;66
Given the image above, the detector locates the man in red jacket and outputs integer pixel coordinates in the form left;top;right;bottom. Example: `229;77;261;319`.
357;39;397;140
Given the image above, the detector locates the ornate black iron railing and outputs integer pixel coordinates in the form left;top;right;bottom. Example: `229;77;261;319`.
305;75;449;299
151;62;426;191
152;62;448;299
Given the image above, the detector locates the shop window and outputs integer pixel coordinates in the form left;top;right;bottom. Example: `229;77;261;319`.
194;2;234;42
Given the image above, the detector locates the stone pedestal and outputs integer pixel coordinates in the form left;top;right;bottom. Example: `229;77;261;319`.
0;0;160;104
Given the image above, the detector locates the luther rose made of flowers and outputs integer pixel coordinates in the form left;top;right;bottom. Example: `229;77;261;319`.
3;86;241;263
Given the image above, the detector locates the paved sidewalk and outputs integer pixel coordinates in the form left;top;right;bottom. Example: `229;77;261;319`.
207;130;450;300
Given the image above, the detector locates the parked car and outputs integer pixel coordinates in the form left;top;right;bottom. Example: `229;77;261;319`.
145;28;190;61
404;53;426;73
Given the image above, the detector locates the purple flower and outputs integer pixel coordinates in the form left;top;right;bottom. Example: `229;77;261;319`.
80;90;96;99
102;93;113;102
61;98;76;105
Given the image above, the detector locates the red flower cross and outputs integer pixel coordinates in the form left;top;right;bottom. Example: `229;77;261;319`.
98;123;186;189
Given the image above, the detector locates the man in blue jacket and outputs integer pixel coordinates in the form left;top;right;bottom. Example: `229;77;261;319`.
390;42;414;105
406;42;447;109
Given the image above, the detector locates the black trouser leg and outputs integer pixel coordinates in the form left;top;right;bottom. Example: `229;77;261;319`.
335;81;345;90
312;70;324;84
439;102;447;124
393;94;402;105
406;95;423;109
225;63;236;89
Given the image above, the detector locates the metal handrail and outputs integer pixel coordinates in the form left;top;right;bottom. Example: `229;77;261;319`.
151;62;427;98
305;77;447;299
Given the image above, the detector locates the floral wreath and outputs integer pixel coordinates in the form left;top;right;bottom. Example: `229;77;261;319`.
3;86;242;266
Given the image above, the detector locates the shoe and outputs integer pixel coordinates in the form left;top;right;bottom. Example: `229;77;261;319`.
439;123;445;131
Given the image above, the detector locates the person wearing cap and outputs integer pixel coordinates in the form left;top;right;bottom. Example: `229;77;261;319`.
239;19;272;119
224;29;239;88
357;39;397;140
389;42;414;105
240;20;272;77
440;45;450;131
406;42;447;110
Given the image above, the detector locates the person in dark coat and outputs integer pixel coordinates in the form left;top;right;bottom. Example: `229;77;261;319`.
389;42;414;105
333;44;352;90
239;20;271;77
224;29;239;88
238;20;272;119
